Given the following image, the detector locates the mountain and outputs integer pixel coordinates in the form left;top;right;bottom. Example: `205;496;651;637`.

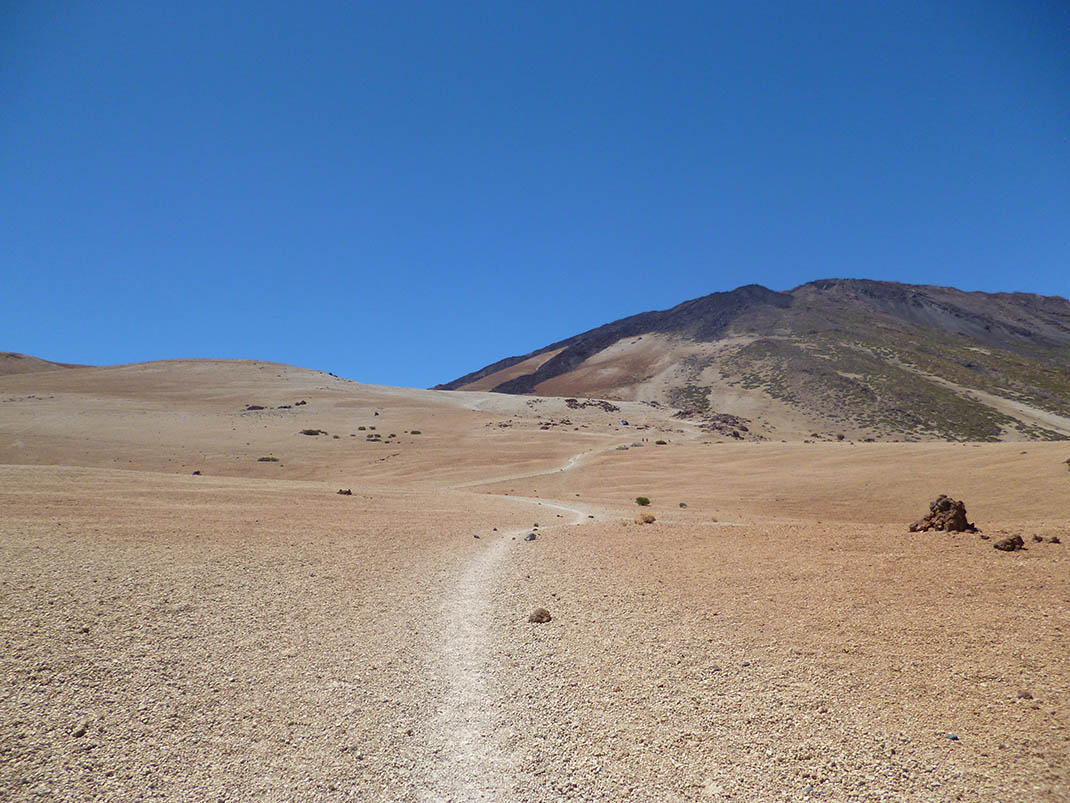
436;279;1070;442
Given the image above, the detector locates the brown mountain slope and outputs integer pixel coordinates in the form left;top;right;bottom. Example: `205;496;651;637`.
436;279;1070;442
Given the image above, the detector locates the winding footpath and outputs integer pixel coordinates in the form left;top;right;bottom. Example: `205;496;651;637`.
418;448;601;801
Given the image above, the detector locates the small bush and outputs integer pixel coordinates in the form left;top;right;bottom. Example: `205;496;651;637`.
635;496;651;506
410;430;422;435
257;456;279;462
679;502;688;508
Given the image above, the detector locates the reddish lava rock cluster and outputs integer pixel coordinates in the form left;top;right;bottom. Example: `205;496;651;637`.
909;494;979;533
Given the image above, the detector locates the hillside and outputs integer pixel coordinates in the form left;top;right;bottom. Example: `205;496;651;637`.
436;279;1070;442
0;351;87;376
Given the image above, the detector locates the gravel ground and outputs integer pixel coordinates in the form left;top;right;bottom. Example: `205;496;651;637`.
1;443;1068;801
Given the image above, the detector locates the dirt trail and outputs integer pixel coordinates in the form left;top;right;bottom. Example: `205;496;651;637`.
419;453;596;801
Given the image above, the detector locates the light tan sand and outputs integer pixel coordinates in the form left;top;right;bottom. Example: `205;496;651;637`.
1;360;1067;801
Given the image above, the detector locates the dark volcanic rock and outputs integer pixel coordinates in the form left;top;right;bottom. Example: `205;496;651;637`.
528;608;552;623
909;495;978;533
993;535;1025;552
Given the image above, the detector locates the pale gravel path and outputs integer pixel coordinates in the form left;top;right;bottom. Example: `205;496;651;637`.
419;453;597;801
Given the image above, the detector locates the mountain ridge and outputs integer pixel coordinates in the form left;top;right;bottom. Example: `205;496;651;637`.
436;278;1070;442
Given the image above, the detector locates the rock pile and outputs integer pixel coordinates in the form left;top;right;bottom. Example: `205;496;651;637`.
909;495;978;533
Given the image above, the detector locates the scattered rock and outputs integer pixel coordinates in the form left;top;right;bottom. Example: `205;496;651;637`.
1050;536;1061;544
528;608;552;623
993;535;1025;552
564;398;620;413
245;405;265;411
524;533;537;541
635;513;656;525
1032;534;1044;542
909;495;978;533
337;489;352;496
191;470;201;476
1017;690;1033;700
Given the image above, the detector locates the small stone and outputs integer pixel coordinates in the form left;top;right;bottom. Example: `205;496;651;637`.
741;661;751;667
71;719;88;738
710;664;722;672
946;733;959;741
993;535;1025;552
473;535;480;539
524;533;536;541
1017;690;1033;700
191;470;201;476
1050;536;1061;544
528;608;552;623
1032;534;1044;542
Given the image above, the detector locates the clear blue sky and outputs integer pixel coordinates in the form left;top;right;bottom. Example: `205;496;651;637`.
2;1;1067;387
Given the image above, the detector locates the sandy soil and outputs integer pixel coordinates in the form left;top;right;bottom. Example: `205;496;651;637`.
1;360;1067;801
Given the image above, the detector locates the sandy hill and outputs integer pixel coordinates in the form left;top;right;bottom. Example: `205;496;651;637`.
0;351;87;376
437;279;1070;442
1;356;1067;801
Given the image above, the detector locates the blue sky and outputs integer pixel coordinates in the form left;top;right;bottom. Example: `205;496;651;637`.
2;1;1067;387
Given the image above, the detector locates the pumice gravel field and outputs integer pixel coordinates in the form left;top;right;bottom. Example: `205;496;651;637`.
0;359;1067;802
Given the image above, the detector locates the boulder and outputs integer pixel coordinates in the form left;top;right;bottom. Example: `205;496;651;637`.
909;495;978;533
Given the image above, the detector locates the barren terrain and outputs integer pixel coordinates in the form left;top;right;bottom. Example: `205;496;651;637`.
1;360;1067;801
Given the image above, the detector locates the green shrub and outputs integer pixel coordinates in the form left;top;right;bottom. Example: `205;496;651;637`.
635;496;651;506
